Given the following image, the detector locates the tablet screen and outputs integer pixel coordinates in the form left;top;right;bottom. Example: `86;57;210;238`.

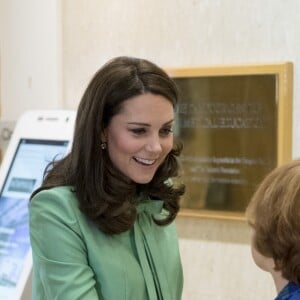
0;139;69;299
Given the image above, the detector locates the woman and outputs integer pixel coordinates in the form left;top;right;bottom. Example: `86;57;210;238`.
30;56;185;300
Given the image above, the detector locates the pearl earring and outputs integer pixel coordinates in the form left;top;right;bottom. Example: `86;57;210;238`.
100;142;107;150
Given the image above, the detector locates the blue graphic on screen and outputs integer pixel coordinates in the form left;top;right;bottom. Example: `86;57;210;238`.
0;139;69;295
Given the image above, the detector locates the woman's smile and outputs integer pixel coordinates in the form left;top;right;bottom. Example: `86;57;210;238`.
133;156;157;166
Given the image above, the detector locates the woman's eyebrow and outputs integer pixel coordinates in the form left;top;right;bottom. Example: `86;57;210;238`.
164;119;174;125
127;122;150;126
127;119;174;127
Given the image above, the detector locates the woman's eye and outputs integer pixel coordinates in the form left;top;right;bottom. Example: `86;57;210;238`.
130;128;146;135
160;127;173;136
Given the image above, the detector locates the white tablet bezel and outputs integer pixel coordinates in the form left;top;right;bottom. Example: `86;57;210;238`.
0;110;76;299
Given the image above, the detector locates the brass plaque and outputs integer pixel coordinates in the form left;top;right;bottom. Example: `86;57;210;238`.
167;63;293;219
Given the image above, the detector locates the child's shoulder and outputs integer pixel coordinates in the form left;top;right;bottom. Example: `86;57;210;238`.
276;282;300;300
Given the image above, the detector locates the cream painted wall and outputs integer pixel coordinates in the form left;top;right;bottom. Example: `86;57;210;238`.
1;0;300;299
176;217;276;299
62;1;300;299
0;0;62;121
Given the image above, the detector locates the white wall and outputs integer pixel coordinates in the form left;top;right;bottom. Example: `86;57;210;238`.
1;0;300;299
0;0;63;121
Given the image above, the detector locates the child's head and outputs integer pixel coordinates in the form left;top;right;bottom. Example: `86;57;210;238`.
246;159;300;283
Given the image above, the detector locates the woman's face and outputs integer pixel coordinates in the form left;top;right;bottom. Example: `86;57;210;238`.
103;93;174;184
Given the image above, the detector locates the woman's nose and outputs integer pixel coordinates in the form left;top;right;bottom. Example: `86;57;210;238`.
145;135;162;153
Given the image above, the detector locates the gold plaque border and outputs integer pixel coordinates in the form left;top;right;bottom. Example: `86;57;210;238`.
165;62;293;221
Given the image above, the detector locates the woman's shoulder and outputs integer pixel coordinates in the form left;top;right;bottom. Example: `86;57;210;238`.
31;186;76;204
30;186;80;223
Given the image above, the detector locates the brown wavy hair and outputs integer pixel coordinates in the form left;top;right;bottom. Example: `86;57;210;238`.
32;56;185;234
246;159;300;283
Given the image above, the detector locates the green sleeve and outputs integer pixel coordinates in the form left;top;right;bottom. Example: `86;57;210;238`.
30;189;101;300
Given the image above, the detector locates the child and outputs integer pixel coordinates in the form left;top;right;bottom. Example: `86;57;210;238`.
246;159;300;300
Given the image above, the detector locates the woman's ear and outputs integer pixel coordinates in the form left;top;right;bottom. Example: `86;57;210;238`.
101;129;107;142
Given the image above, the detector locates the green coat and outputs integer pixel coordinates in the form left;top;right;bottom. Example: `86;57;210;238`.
30;186;183;300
